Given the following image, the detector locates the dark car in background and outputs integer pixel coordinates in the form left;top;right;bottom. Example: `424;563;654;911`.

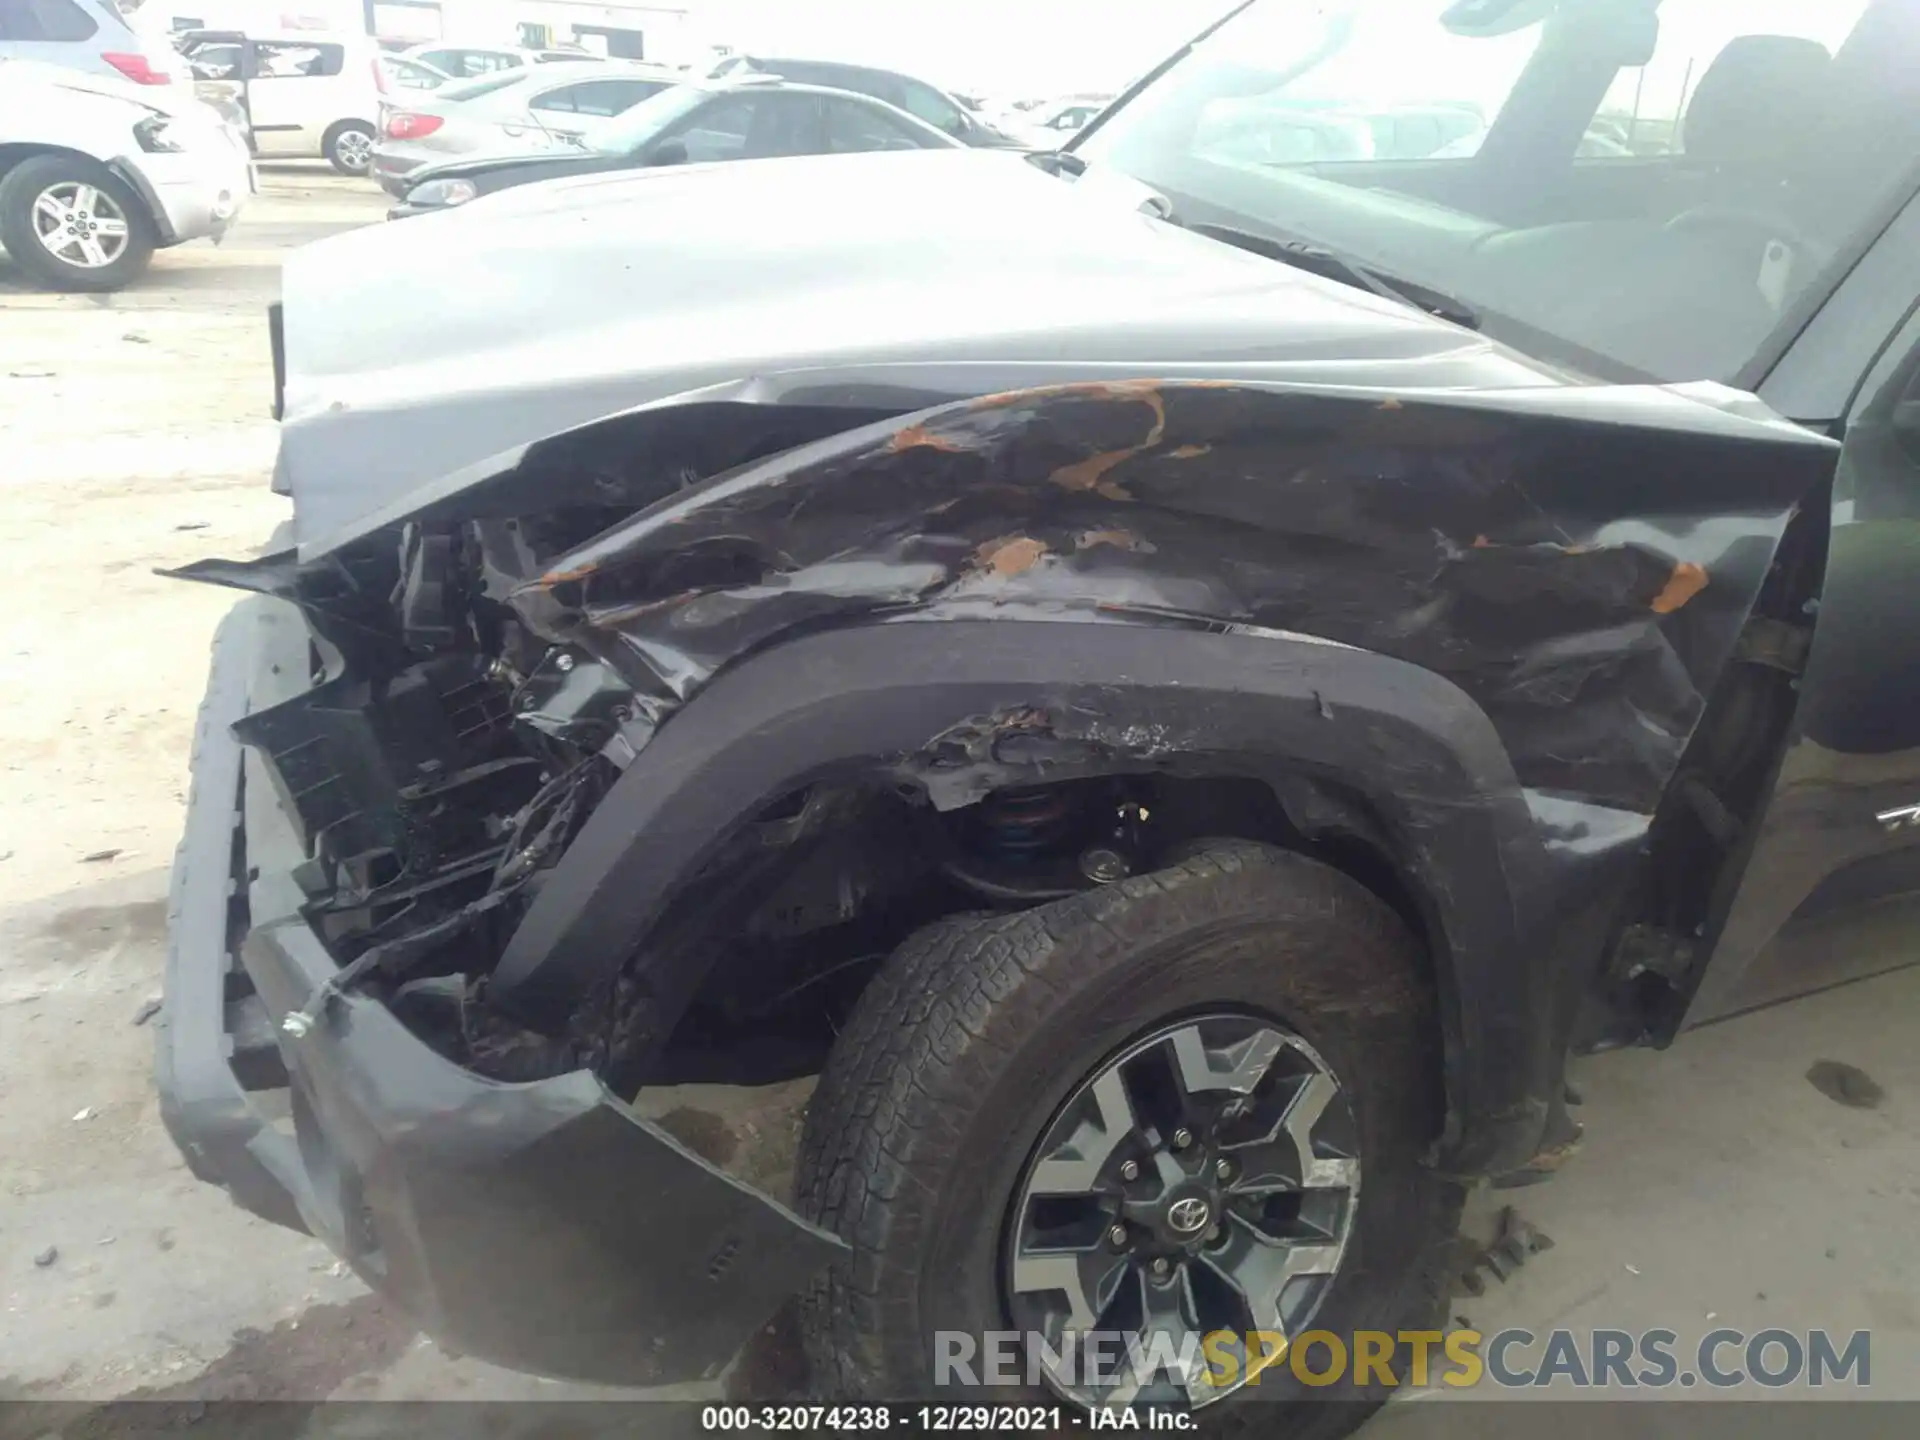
372;61;677;197
390;75;959;216
710;53;1024;147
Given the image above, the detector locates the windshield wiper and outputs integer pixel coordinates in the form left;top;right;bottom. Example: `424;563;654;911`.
1185;220;1481;331
1024;148;1088;178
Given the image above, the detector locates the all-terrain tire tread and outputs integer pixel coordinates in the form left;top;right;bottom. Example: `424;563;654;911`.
794;843;1464;1428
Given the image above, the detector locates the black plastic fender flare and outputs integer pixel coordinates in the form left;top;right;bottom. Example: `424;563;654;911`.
491;620;1556;1177
107;156;175;245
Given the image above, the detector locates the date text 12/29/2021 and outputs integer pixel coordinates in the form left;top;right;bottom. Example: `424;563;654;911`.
699;1406;1192;1432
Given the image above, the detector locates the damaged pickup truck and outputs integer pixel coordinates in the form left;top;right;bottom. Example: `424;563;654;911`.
158;0;1920;1426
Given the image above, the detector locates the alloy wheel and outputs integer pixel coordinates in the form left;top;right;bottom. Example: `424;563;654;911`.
1005;1012;1361;1408
31;183;131;270
334;129;374;172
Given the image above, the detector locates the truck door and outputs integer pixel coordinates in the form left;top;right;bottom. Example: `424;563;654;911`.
1691;290;1920;1022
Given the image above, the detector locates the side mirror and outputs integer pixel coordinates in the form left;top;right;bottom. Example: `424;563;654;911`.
645;138;689;166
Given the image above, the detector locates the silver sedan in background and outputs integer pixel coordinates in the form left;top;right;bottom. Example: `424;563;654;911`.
370;60;680;196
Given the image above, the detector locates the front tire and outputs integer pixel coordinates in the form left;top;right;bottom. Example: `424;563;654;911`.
324;122;376;175
795;843;1461;1436
0;155;155;293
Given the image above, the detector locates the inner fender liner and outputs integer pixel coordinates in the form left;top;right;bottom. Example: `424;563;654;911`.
492;622;1555;1178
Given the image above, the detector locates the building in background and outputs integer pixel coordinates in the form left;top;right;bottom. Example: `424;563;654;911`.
394;1;694;61
126;0;696;65
124;1;1230;97
692;0;1235;102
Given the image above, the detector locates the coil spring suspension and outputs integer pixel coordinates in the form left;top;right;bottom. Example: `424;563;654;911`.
975;786;1079;861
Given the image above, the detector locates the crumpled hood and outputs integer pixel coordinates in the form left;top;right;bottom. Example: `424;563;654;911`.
277;147;1563;547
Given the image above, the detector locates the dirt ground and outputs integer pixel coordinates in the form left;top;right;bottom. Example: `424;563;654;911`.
0;167;1915;1431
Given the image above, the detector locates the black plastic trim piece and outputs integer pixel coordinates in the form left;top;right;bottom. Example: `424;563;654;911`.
493;621;1555;1176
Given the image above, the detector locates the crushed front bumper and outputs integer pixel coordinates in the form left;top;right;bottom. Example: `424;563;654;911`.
118;133;253;247
157;597;842;1386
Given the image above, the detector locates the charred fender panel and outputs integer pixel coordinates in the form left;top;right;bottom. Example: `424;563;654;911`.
493;621;1552;1175
515;381;1833;814
489;382;1831;1175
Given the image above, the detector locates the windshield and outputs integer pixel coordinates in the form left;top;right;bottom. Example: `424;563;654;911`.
591;82;710;153
1074;0;1916;384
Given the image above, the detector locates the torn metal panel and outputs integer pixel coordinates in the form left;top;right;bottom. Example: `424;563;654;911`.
513;381;1833;815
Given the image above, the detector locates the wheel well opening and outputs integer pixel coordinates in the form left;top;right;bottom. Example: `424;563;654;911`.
0;144;103;186
633;769;1449;1097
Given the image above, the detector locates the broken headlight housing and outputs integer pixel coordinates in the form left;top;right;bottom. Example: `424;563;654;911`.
133;113;184;153
406;177;479;209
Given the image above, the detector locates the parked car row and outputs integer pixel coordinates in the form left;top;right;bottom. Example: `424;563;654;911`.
361;51;1041;212
153;26;636;177
382;73;963;215
709;54;1026;147
371;59;680;195
0;13;1049;288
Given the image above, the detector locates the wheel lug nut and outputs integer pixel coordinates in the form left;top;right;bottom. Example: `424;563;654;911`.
1119;1160;1140;1182
1151;1257;1171;1278
1172;1127;1193;1150
1215;1157;1234;1181
1108;1224;1129;1249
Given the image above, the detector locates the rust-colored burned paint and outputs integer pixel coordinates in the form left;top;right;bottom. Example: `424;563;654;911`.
888;423;974;454
503;381;1821;815
1049;387;1166;495
538;560;600;588
968;377;1168;412
1076;527;1154;554
1650;561;1709;614
972;535;1051;577
1471;535;1590;556
1523;1134;1585;1173
581;587;708;627
1050;451;1131;493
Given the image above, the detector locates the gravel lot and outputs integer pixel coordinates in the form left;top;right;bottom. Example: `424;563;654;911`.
0;165;1914;1429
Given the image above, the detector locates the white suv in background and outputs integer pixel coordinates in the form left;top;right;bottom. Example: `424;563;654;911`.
0;0;189;84
0;58;252;290
180;28;382;173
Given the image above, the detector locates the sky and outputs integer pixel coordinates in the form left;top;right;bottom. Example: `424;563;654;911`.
688;0;1243;98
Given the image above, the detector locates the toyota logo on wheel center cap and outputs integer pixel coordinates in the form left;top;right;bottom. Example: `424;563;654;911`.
1166;1196;1211;1234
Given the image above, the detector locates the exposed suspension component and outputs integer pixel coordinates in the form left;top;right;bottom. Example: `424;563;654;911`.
942;781;1152;904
